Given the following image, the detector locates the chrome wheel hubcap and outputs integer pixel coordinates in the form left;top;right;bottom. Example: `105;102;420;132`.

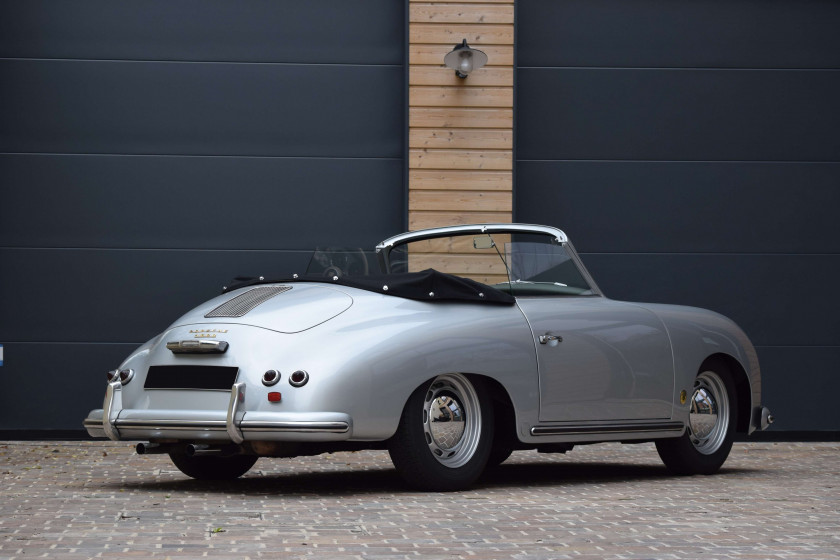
423;373;481;468
688;371;729;455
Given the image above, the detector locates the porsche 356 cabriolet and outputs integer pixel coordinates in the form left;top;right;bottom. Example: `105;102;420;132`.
84;223;773;490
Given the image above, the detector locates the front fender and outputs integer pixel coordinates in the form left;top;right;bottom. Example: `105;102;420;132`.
640;303;761;433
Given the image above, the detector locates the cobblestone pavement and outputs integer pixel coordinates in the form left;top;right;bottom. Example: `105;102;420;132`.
0;441;838;559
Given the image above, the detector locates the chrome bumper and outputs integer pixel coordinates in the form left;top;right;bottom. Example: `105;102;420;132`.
83;382;352;442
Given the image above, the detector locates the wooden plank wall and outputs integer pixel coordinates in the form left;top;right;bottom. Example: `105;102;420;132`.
408;0;514;282
408;0;514;230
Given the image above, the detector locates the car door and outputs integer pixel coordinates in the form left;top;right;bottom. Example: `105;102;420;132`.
517;296;675;422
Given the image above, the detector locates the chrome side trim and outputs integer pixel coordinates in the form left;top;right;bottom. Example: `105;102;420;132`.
240;420;350;434
226;382;246;444
102;380;123;441
531;421;684;437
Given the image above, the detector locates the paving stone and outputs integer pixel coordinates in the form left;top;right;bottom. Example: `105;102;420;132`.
0;441;838;558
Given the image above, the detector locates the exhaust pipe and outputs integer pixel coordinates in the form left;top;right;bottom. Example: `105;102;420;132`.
136;442;241;457
136;442;170;455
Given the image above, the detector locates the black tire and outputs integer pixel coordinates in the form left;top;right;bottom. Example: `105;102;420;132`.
486;398;516;467
388;373;494;491
486;444;514;467
656;361;738;475
168;451;258;480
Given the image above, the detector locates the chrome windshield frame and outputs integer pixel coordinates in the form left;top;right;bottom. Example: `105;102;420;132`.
375;223;603;297
377;223;568;250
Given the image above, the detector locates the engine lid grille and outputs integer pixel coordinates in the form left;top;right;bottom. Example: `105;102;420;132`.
205;285;291;318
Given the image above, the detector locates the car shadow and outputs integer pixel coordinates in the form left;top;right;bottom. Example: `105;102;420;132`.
110;460;760;497
479;461;755;488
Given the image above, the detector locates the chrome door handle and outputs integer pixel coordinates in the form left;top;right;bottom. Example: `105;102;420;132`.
539;334;563;345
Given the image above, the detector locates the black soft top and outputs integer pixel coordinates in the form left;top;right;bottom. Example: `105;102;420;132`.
223;268;515;305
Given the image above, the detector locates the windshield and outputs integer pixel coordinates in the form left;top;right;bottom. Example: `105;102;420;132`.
300;232;595;297
387;232;594;296
305;247;378;278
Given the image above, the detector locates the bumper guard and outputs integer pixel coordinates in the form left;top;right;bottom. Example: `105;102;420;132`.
83;382;352;442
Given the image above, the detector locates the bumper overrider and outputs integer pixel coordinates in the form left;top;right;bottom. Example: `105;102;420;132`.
83;381;352;443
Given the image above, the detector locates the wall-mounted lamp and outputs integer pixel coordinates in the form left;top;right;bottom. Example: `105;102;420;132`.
443;39;488;79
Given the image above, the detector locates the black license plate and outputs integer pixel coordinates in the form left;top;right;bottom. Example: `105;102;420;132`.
144;365;239;390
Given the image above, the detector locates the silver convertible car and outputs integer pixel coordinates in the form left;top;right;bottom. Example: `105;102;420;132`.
85;223;773;490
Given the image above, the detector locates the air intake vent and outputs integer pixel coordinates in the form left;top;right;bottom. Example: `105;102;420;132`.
205;285;291;318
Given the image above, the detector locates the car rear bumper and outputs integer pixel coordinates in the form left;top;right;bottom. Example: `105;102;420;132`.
83;381;352;443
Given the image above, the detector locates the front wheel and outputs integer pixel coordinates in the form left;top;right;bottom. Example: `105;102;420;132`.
388;373;494;491
168;451;258;480
656;364;737;475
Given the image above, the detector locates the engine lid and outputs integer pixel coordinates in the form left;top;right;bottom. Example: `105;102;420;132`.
169;283;352;333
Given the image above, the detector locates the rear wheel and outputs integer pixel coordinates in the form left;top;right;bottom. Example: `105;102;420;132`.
656;363;737;475
168;451;257;480
388;373;494;491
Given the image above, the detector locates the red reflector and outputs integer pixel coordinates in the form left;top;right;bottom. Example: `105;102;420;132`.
267;392;282;403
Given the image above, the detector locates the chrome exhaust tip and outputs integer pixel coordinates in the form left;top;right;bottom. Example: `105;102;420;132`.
136;442;169;455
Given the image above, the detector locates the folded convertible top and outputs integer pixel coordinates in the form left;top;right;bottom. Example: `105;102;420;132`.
223;268;515;305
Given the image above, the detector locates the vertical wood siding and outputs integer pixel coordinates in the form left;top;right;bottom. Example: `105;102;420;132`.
408;1;514;279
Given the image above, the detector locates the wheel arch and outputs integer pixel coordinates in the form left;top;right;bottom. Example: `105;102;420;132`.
467;373;520;447
401;372;521;444
700;353;751;434
639;302;762;434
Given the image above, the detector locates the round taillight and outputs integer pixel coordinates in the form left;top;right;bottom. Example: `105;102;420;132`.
262;369;280;386
118;369;134;385
289;370;309;387
106;369;119;383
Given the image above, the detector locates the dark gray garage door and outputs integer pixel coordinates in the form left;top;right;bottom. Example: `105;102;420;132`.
516;0;840;433
0;0;405;432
